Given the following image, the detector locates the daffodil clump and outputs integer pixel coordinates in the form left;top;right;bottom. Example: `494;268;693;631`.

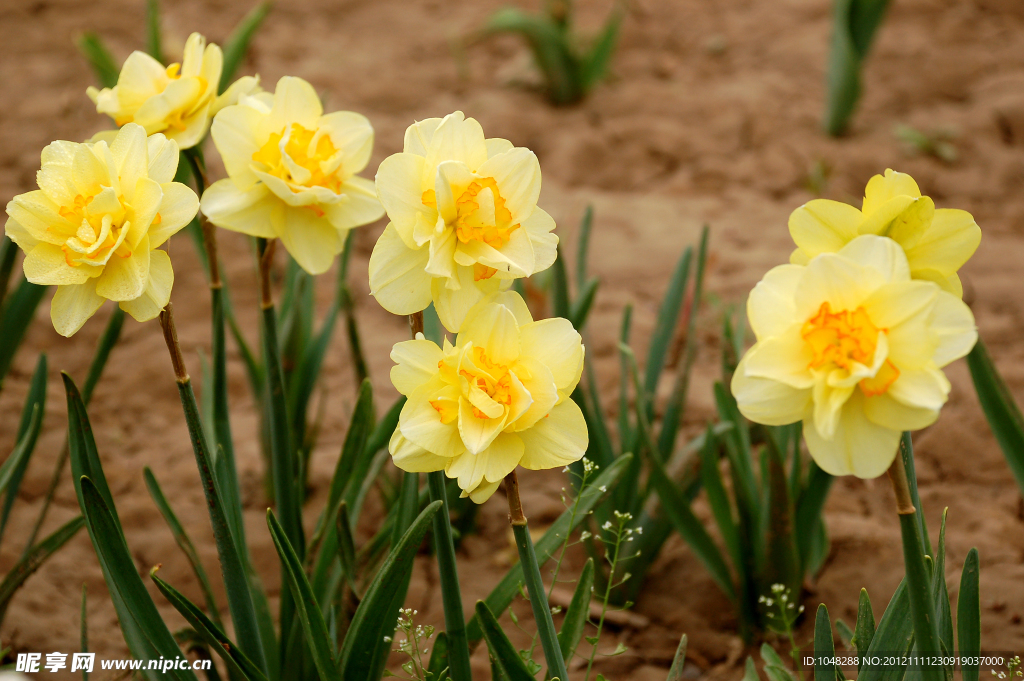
4;123;198;336
387;291;587;502
789;169;981;297
731;235;976;477
369;111;558;332
201;76;385;275
87;33;259;150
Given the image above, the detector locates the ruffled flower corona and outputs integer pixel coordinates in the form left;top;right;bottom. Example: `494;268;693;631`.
369;111;558;333
200;76;385;274
87;32;259;150
387;291;587;502
731;235;977;478
4;124;199;336
789;169;981;297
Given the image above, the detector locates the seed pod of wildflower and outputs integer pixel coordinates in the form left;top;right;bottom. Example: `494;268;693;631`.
87;33;259;150
201;76;385;274
789;169;981;297
731;235;977;477
369;111;557;333
4;124;198;336
387;291;587;502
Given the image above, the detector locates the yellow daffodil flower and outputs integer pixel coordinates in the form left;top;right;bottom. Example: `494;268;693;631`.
369;111;558;333
731;235;976;478
200;76;385;275
5;124;199;336
789;169;981;297
87;33;259;150
387;291;587;502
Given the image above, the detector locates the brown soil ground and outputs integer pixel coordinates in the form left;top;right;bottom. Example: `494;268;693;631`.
3;0;1024;679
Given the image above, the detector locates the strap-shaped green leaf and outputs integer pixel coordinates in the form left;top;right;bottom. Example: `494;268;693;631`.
575;205;594;291
551;243;571;320
267;510;341;681
643;245;693;416
967;339;1024;497
76;33;120;88
666;633;688;681
0;279;47;388
464;455;632;648
143;467;222;629
427;631;450;680
0;405;40;500
340;500;442;680
80;477;197;681
482;7;580;105
853;589;875;670
427;472;472;681
859;580;912;681
814;604;836;681
152;570;269;681
957;549;980;681
219;2;271;92
580;2;624;91
0;515;84;625
795;461;834;575
475;601;537;681
557;557;594;663
146;0;163;63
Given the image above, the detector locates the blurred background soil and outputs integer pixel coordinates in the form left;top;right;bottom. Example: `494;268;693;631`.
3;0;1024;678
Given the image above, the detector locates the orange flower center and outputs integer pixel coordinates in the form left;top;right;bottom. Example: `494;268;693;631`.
802;302;899;396
422;176;521;250
56;190;131;267
252;123;343;193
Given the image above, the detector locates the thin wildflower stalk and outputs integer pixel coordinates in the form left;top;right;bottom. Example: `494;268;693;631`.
585;510;633;681
505;470;570;681
887;436;943;681
411;310;472;681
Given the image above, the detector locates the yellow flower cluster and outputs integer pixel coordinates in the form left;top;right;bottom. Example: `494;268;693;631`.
5;124;198;336
732;170;979;477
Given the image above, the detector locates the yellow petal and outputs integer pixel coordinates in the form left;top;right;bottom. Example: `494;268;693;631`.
507;356;557;432
431;266;505;334
522;207;557;274
788;199;862;259
482;432;525;482
318;111;374;174
741;326;815;389
4;216;39;251
23;242;91;286
486;138;514;158
211;75;260;117
518;399;588;470
210;99;266;190
400;380;466;457
36;141;79;206
115;51;167;113
325;177;385;231
475;147;541;220
747;264;802;341
95;237;150;301
200;180;279;238
118;247;173;322
836;234;911;284
803;391;902;478
125;177;164;250
146;133;180;184
459;297;522;366
267;76;323;132
369;222;433;315
7;191;67;246
456;226;535;278
390;338;443;396
928;290;977;367
467;479;503;504
731;352;811;426
277;206;343;275
518;317;583;393
150;181;199;248
50;279;105;337
863;392;939;432
390;429;450;473
72;143;111;197
793;252;875;319
425;223;457;280
886;366;950;412
424;111;487;173
111;123;149;197
861;280;937;331
861;169;921;215
375;152;430;233
404;117;443;156
904;208;981;286
458;394;508;455
132;77;203;134
180;33;209;78
489;290;534;325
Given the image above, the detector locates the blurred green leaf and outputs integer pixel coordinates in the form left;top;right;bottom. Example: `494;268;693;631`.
823;0;889;135
666;633;688;681
581;3;624;90
146;0;163;63
551;244;571;320
814;604;836;681
967;339;1024;498
152;570;269;681
643;245;693;414
957;549;980;681
427;631;450;680
475;601;536;681
340;500;442;679
0;279;47;389
482;8;579;105
0;354;46;540
220;2;271;92
557;557;594;662
77;33;120;88
267;509;341;681
0;515;84;626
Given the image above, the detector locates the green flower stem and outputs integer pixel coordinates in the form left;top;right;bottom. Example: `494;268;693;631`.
505;470;570;681
888;447;943;681
427;471;473;681
159;303;268;675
